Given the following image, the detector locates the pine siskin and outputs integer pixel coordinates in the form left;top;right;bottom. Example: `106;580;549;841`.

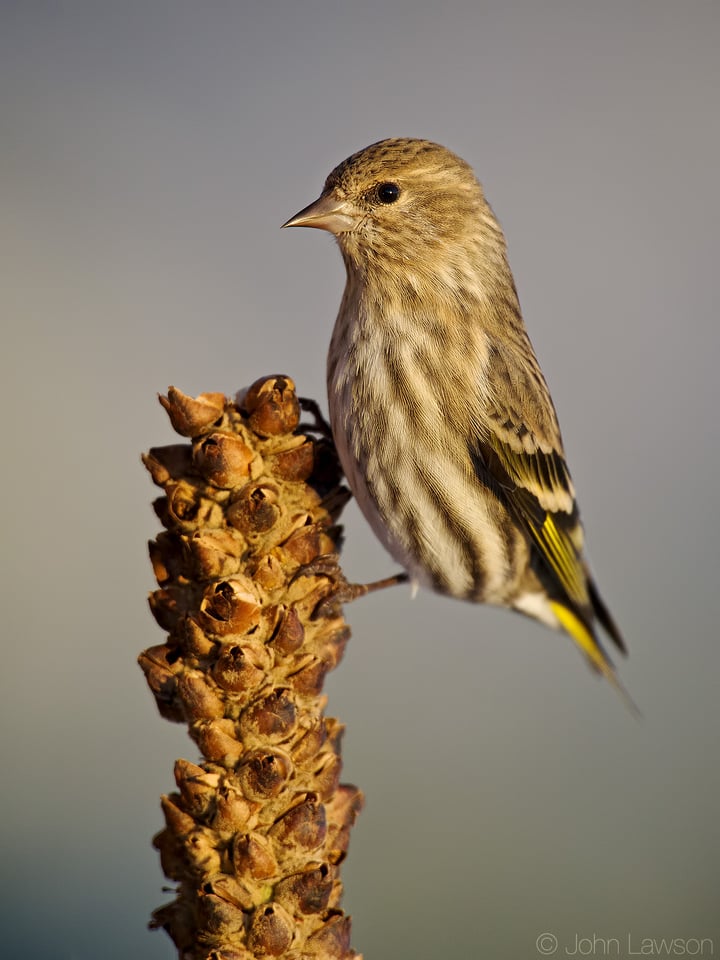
284;138;629;696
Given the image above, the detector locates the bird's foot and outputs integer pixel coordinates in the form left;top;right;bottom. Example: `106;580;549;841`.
290;553;408;618
298;397;333;438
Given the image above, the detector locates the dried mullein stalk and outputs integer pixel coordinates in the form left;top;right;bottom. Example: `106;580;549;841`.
140;376;363;960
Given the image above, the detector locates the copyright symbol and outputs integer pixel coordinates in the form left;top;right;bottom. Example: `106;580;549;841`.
536;932;558;955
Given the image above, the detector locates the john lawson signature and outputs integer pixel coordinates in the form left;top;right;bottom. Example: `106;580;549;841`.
536;933;714;957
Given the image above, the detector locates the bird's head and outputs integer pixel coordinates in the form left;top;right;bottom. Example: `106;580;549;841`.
283;138;504;280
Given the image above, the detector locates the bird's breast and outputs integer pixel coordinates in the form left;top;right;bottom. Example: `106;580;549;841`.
325;290;516;601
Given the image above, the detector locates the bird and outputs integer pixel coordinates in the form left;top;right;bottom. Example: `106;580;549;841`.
283;137;631;702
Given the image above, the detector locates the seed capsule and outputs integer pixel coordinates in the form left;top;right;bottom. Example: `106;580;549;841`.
194;432;254;488
270;606;305;655
265;437;315;481
159;386;226;437
182;827;222;875
153;825;187;883
148;586;185;632
166;480;223;529
239;688;298;741
281;522;332;565
188;529;244;580
289;718;327;764
212;642;269;695
211;786;255;835
198;579;261;637
247;902;294;956
242;374;300;437
237;749;292;800
148;531;187;584
249;553;287;591
194;718;244;767
176;672;225;721
287;656;329;696
273;863;334;916
160;793;196;837
137;644;180;716
325;784;364;861
311;754;342;802
269;795;327;852
304;913;352;959
198;874;251;935
232;832;278;881
226;483;281;537
174;759;219;817
180;615;217;659
143;444;193;486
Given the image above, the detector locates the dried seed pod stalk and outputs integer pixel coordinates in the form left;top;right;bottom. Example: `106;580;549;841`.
140;377;362;960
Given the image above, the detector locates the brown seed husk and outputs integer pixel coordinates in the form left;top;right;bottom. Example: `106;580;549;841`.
142;378;361;959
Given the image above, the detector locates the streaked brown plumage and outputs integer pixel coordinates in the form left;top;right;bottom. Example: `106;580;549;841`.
284;138;630;699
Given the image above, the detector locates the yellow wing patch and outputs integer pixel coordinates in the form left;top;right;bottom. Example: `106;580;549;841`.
480;437;589;607
534;513;589;609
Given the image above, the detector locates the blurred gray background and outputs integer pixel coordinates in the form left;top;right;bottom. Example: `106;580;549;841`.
2;2;719;958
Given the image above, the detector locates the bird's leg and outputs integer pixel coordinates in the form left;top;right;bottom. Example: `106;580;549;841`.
298;397;333;438
295;399;407;611
339;571;410;601
291;553;409;618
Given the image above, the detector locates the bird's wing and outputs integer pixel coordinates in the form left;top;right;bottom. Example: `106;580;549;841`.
472;343;626;657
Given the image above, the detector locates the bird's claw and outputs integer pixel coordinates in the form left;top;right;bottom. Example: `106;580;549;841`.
291;555;409;619
298;397;333;438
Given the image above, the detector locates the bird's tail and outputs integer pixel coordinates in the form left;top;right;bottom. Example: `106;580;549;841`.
587;577;626;654
549;599;640;717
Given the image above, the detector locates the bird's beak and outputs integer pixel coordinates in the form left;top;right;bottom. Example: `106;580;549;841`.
282;194;358;235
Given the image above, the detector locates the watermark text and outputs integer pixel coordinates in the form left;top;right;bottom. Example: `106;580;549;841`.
535;933;714;956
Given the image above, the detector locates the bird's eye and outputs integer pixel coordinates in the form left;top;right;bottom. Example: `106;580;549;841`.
375;182;400;204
